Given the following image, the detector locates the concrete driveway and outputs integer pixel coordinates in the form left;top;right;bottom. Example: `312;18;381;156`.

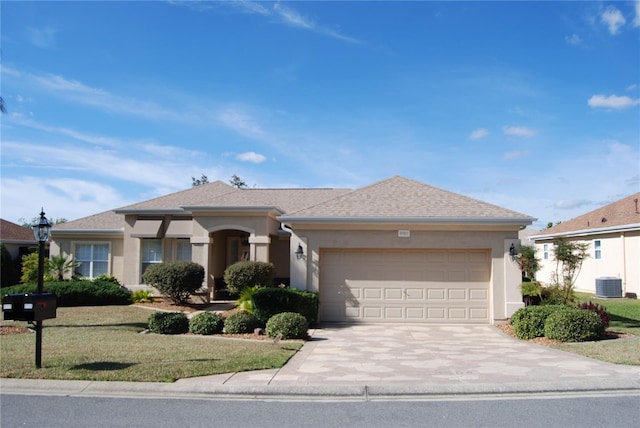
201;324;640;394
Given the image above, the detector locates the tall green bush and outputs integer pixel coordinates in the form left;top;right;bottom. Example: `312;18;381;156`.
223;261;275;295
142;261;204;304
544;307;605;342
0;280;132;306
252;287;319;325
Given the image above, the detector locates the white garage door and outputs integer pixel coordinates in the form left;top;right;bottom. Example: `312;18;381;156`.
319;249;491;324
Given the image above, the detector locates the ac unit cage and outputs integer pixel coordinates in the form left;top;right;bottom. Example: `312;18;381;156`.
595;277;622;298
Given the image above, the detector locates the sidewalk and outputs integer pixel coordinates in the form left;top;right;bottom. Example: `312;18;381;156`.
2;325;639;400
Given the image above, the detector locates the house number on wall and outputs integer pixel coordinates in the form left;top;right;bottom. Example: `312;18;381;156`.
398;230;411;238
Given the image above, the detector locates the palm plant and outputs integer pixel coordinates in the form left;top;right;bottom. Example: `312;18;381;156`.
47;254;81;281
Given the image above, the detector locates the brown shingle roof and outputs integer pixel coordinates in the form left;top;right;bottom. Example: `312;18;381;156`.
0;219;36;242
53;210;124;232
281;176;534;223
535;192;640;236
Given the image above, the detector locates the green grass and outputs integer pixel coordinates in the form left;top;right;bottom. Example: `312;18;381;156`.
550;293;640;365
0;306;302;382
575;292;640;336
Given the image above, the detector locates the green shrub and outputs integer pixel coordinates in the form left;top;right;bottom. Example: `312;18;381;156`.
148;312;189;334
93;274;123;286
20;252;40;284
142;261;205;304
1;280;132;306
252;287;319;325
510;305;564;339
224;311;260;334
578;301;610;328
544;307;605;342
132;290;155;303
266;312;309;340
189;312;224;335
223;261;275;295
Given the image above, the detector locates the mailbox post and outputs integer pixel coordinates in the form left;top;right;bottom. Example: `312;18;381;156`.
33;209;52;368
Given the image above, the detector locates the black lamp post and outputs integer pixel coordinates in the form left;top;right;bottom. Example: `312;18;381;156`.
32;209;52;368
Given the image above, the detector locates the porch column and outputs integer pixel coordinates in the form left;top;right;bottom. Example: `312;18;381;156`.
504;239;524;319
249;235;271;263
191;236;214;301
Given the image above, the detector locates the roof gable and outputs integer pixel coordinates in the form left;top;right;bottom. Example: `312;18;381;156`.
281;176;534;223
536;192;640;236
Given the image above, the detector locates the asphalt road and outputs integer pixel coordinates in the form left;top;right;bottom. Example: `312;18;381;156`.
1;392;639;427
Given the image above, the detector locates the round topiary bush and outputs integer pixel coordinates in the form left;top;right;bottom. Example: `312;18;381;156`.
148;312;189;335
266;312;309;340
189;312;224;335
224;311;260;334
510;305;564;340
544;307;605;342
223;261;275;295
142;261;205;304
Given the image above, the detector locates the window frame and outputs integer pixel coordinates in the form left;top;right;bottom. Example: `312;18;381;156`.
593;239;602;260
72;242;111;279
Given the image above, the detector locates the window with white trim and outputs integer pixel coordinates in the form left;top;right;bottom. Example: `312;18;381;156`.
74;243;109;279
543;244;549;260
176;239;192;261
594;240;602;260
142;239;162;276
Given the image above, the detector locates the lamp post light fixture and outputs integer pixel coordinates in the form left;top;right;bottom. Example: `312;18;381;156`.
295;243;304;260
32;209;52;369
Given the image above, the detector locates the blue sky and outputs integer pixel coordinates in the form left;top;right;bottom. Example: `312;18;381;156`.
1;1;639;229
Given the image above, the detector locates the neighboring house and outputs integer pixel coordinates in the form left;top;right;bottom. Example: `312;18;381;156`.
0;218;37;260
51;176;535;324
530;193;640;298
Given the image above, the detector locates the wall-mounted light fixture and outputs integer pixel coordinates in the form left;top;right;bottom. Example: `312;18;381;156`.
509;243;517;262
295;243;304;260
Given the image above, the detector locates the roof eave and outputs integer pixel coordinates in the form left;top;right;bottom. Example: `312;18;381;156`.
114;209;186;215
530;223;640;240
184;206;285;215
279;216;536;226
51;229;124;236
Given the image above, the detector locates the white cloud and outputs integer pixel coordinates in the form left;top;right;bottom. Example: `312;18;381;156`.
469;128;489;140
565;34;582;45
601;6;626;35
502;126;537;138
588;94;640;109
26;26;57;48
502;151;530;160
237;151;267;163
627;83;638;91
218;108;267;139
634;0;640;27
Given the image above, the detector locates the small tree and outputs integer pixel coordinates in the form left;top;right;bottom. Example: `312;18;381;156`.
20;252;40;284
48;254;81;281
191;174;209;187
142;261;205;304
229;174;247;189
514;244;540;281
552;238;589;304
223;261;275;295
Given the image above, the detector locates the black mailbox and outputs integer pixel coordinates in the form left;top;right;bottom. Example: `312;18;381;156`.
2;293;57;321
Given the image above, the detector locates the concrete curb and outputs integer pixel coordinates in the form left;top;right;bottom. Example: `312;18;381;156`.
2;377;639;401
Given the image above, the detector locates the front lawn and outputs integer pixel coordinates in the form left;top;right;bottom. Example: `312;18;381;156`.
0;306;302;382
550;293;640;365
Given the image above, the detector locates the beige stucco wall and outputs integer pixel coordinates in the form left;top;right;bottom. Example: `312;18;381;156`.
49;233;124;282
535;230;640;296
286;224;523;322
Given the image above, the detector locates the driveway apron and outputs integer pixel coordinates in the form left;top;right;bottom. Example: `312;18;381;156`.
231;325;640;387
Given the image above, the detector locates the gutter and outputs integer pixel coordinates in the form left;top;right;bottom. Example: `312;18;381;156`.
51;229;124;236
530;223;640;241
278;215;535;226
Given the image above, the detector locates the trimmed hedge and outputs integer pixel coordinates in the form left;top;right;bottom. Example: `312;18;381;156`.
509;305;564;340
223;261;275;295
148;312;190;335
224;311;261;334
266;312;309;340
544;307;605;342
0;280;132;306
189;312;224;335
142;261;205;304
251;287;319;326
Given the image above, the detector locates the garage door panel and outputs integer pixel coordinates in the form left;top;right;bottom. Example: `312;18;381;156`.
320;249;490;324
